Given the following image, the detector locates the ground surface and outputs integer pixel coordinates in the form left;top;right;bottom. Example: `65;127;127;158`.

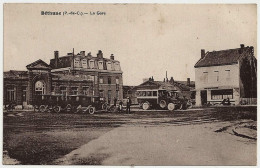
3;106;257;165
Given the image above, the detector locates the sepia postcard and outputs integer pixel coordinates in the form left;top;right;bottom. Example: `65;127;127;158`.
2;2;258;166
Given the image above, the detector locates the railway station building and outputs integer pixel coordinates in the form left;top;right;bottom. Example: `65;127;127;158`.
194;44;257;106
4;50;123;108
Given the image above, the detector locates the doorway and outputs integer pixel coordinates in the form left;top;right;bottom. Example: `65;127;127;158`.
200;90;207;105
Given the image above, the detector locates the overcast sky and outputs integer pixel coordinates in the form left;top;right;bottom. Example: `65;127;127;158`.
4;4;257;85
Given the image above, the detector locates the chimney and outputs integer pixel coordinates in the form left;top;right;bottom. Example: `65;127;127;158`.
54;51;59;68
80;51;85;56
169;77;174;84
239;44;245;54
187;78;190;86
249;46;254;56
201;49;205;59
110;54;114;60
97;50;103;59
87;52;92;57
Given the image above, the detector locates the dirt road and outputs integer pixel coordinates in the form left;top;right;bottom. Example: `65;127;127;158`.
3;106;257;165
55;120;256;166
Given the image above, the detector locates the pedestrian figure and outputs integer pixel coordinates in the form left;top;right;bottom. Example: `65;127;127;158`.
126;97;132;114
119;100;123;112
113;97;117;106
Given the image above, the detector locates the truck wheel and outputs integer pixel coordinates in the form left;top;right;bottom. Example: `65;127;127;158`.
142;102;150;110
168;103;175;111
159;100;167;109
39;105;46;113
89;107;95;114
102;103;107;110
53;106;61;113
66;104;72;113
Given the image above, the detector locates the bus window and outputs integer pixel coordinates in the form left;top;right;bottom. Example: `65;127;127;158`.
147;91;152;96
136;91;140;96
153;91;157;96
142;91;146;96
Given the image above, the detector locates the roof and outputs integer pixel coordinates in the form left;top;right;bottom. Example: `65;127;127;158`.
4;70;28;79
194;46;254;68
133;79;195;92
26;59;51;69
174;81;195;91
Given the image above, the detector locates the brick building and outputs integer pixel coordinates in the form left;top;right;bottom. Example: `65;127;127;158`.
4;50;123;107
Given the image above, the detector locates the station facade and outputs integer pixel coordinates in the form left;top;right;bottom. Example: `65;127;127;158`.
4;50;123;107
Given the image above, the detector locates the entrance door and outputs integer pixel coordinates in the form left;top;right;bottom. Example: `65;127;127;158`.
201;90;207;105
35;81;45;95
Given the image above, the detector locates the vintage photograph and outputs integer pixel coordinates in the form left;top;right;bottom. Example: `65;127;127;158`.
3;3;257;165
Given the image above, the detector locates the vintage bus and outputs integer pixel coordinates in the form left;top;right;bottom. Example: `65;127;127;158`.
136;89;183;111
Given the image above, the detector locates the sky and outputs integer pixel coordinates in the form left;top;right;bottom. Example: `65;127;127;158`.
4;4;257;85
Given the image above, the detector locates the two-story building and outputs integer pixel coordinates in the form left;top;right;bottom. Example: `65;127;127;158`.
194;44;257;106
4;50;123;108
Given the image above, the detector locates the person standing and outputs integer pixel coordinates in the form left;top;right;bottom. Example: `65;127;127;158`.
119;100;123;112
126;97;132;114
113;97;117;106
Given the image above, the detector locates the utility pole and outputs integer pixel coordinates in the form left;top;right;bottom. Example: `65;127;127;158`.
72;48;75;75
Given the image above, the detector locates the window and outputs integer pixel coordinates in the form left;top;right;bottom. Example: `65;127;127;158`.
98;61;104;69
214;71;219;81
83;86;89;95
72;87;78;95
89;60;95;69
22;86;27;102
141;91;146;96
108;90;112;102
87;75;95;82
7;85;16;102
147;91;152;96
203;72;208;83
82;59;88;68
94;76;97;84
115;62;120;71
108;77;112;84
60;86;67;96
225;70;230;80
153;91;157;96
107;62;112;70
211;89;233;100
116;77;119;84
99;77;104;84
74;58;80;67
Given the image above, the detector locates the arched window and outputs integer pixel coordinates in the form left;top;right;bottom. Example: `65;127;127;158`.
35;81;45;95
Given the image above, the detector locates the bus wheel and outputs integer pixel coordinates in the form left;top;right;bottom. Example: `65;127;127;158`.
39;105;46;113
54;106;61;113
159;100;167;109
142;102;150;110
168;103;175;111
89;107;95;114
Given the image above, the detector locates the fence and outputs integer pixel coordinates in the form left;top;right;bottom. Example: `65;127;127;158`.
240;98;257;105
